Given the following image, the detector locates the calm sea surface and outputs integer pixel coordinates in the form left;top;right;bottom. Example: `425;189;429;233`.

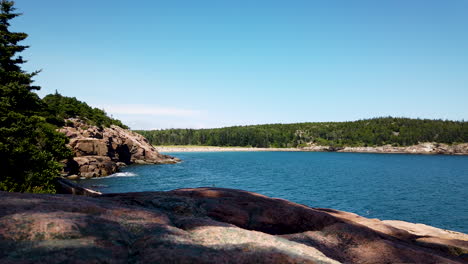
79;152;468;233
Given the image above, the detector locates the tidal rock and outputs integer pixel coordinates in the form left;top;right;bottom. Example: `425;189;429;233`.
55;178;102;196
303;142;468;155
66;175;79;180
1;188;466;263
59;118;180;178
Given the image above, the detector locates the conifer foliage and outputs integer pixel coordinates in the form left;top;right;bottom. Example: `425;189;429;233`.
137;117;467;148
0;1;71;193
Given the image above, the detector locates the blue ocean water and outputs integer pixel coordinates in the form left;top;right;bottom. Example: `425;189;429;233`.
79;152;468;233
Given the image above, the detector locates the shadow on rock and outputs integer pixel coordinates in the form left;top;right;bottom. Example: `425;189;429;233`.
1;188;467;264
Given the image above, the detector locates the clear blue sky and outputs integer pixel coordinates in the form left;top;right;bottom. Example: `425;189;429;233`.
12;0;468;129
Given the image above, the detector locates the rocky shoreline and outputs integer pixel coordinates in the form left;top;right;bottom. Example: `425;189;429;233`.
1;187;467;263
156;142;468;155
59;119;180;179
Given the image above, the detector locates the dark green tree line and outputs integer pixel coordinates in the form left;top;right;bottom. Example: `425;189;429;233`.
136;117;468;148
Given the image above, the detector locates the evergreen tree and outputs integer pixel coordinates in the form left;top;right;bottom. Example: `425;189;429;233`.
0;1;71;193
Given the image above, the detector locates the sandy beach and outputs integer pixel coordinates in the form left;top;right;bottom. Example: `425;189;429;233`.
155;143;468;155
155;146;300;152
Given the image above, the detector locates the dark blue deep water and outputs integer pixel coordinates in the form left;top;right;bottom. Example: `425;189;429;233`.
80;152;468;233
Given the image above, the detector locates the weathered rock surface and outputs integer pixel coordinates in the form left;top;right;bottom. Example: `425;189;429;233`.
303;142;468;155
60;119;180;178
1;188;467;263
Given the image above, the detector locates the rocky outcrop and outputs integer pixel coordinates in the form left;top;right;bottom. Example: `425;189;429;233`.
55;178;102;196
1;188;467;263
302;142;468;155
60;119;180;178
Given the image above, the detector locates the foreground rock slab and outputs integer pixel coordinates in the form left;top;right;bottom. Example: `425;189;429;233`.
0;188;467;263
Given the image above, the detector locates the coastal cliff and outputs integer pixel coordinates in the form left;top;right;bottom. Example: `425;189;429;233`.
59;119;180;179
1;188;466;264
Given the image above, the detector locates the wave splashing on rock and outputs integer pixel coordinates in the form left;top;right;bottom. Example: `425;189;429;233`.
89;172;139;179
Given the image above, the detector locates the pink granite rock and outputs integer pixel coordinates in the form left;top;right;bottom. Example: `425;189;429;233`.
1;188;466;263
59;118;180;178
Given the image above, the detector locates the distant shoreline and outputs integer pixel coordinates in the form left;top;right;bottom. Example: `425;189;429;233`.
155;146;300;152
155;143;468;155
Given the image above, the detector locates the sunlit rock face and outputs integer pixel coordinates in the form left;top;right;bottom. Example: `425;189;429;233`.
1;188;467;264
59;118;180;178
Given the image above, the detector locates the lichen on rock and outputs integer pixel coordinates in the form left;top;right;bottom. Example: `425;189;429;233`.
0;188;467;263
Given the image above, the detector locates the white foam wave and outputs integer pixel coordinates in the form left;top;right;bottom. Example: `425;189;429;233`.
90;172;138;179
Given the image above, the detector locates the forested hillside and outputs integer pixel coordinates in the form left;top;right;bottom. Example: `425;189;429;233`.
136;117;468;148
43;92;128;129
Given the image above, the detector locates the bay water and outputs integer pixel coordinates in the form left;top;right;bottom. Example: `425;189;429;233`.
79;152;468;233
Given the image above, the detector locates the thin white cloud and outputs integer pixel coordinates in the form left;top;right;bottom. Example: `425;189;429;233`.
100;104;202;117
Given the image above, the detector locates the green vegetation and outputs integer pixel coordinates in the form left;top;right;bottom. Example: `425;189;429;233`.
43;92;128;129
0;1;72;193
0;1;127;193
137;117;468;148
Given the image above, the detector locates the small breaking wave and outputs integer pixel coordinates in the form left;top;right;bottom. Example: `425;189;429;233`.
89;172;138;179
